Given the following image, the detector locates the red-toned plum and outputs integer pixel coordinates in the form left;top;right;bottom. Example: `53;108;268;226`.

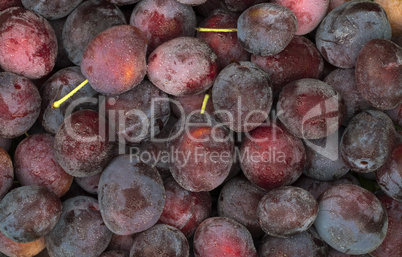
376;143;402;201
54;110;115;177
0;231;45;257
355;39;402;110
0;72;41;138
0;147;13;200
0;0;22;12
237;3;297;56
129;224;189;257
277;78;345;139
258;186;318;237
251;36;324;98
218;175;265;238
62;0;126;65
370;192;402;257
81;25;147;95
193;217;257;257
158;177;211;238
74;172;102;195
14;133;73;197
271;0;329;35
168;114;234;192
0;186;62;243
147;37;219;96
240;122;306;191
130;0;197;55
0;7;57;79
197;9;250;69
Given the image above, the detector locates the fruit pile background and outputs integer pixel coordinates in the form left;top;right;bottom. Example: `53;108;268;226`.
0;0;401;256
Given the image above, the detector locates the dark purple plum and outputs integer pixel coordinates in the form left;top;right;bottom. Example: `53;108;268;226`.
197;9;250;69
107;0;140;5
0;72;41;138
100;250;129;257
258;228;328;257
45;196;112;257
240;122;306;191
315;0;392;68
251;36;324;98
212;61;272;132
107;234;134;252
40;66;97;135
54;110;115;177
0;186;62;243
340;110;395;173
129;224;189;257
293;174;360;200
0;147;13;200
81;25;147;95
355;39;402;110
193;217;257;257
62;0;126;65
314;184;388;255
221;0;266;12
375;143;402;201
158;177;211;238
258;186;318;237
0;137;11;152
102;80;170;143
324;68;372;124
48;18;75;69
21;0;83;19
98;155;165;235
384;104;402;127
303;127;350;181
14;133;73;197
0;7;57;79
277;78;345;140
147;37;219;96
130;0;197;55
171;93;214;118
218;175;265;238
370;192;402;257
237;3;297;56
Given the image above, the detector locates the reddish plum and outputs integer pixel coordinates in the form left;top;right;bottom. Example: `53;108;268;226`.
271;0;329;35
251;36;324;98
240;122;306;190
193;217;257;257
147;37;219;96
0;7;57;79
54;110;115;177
0;231;45;257
0;147;13;200
0;72;41;138
130;0;197;55
14;133;73;197
197;9;250;69
355;39;402;110
159;177;211;238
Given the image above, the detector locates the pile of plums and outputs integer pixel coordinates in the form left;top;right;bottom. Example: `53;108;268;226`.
0;0;401;256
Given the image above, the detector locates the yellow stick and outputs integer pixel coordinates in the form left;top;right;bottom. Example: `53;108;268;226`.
52;79;89;109
196;28;237;32
200;93;210;114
